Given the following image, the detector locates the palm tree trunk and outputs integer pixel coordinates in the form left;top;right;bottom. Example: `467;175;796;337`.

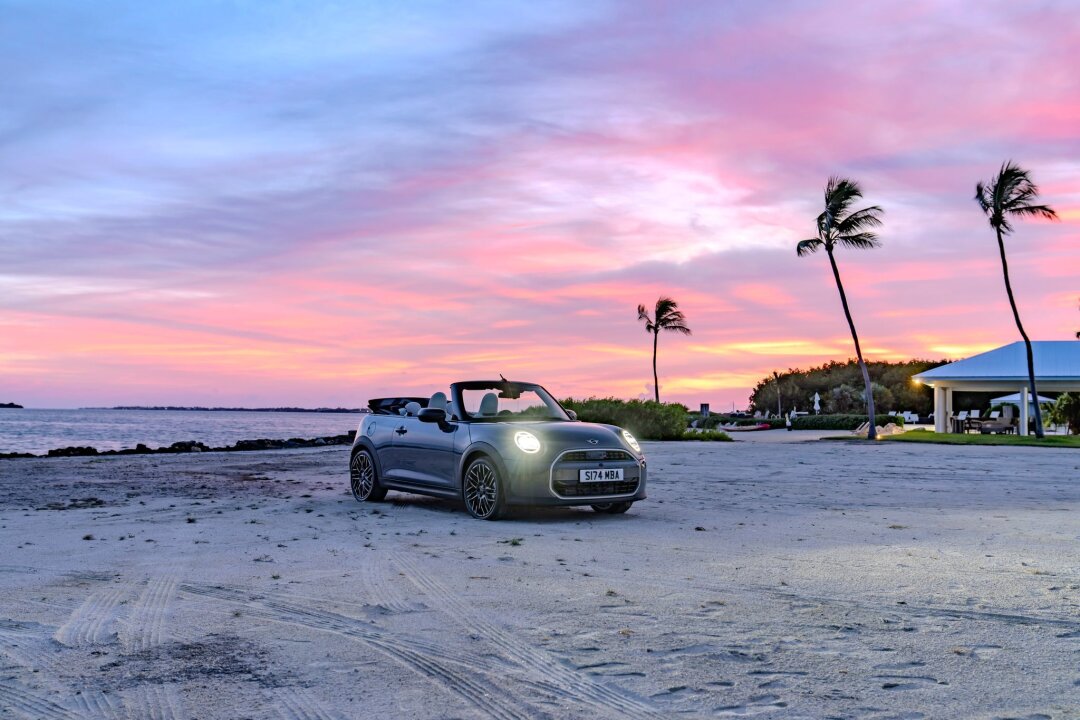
995;227;1044;438
652;331;660;403
773;371;782;417
827;249;877;439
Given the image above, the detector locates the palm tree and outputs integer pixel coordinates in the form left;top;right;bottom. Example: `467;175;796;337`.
637;297;691;403
975;161;1059;438
797;177;883;440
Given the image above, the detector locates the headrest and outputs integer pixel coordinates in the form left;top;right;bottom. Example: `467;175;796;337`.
429;392;448;412
404;401;422;417
478;393;498;416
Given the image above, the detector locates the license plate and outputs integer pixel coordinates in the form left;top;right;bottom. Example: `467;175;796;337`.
579;468;624;483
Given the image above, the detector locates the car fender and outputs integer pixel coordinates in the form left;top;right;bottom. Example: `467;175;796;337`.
457;441;510;490
351;436;384;480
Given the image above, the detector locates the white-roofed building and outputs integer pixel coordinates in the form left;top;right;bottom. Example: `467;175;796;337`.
912;341;1080;435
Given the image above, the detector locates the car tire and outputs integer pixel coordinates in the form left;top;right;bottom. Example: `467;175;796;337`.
350;449;387;503
591;501;633;514
462;456;506;520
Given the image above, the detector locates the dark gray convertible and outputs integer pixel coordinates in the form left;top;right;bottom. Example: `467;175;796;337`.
349;380;647;519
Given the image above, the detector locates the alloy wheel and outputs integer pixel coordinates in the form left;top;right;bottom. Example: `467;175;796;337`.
350;451;376;501
464;459;500;519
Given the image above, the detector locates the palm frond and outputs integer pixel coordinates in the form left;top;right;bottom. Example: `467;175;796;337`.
836;231;881;250
974;181;992;216
977;161;1058;233
835;205;884;235
652;296;691;334
1010;203;1059;221
824;176;863;224
801;175;882;256
637;304;654;333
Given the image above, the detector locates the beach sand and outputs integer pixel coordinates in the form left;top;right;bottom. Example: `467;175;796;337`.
0;437;1077;719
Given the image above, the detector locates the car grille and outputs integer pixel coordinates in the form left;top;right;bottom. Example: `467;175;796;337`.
550;448;640;498
560;450;634;462
553;479;640;497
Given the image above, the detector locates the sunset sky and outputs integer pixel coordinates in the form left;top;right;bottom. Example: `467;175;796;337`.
2;1;1078;409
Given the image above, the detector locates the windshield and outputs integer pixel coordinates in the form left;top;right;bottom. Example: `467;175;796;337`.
457;382;570;422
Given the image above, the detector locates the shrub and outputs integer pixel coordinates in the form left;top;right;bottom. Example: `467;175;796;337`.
562;398;689;440
790;414;904;431
679;429;733;442
1047;393;1080;435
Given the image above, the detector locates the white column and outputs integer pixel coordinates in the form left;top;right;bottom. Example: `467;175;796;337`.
945;387;954;433
934;386;946;433
1019;386;1029;436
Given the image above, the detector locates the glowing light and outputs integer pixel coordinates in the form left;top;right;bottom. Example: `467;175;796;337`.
514;431;541;454
622;430;641;453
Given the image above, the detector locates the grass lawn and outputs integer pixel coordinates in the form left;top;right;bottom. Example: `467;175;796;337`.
883;429;1080;448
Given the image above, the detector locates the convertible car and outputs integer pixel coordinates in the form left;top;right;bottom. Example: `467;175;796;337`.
349;380;647;520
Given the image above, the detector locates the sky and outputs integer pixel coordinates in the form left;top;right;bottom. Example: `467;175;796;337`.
1;0;1078;409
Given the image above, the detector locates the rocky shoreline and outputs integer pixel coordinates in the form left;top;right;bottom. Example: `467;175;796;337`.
0;431;356;459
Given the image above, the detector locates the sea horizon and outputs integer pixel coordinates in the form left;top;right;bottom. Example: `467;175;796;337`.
0;407;364;455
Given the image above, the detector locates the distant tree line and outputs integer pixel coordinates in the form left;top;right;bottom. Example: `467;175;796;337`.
748;359;947;417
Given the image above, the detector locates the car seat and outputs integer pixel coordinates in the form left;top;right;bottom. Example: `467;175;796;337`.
477;393;498;417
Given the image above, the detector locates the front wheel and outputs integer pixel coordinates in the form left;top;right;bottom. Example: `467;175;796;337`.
462;457;506;520
350;450;387;502
591;501;633;514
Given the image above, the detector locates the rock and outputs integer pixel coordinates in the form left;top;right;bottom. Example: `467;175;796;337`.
47;446;99;457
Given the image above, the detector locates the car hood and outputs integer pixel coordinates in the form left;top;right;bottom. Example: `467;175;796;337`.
507;421;629;449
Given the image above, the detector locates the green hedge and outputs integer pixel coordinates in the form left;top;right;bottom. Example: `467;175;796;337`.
790;414;904;430
679;429;733;442
561;398;689;440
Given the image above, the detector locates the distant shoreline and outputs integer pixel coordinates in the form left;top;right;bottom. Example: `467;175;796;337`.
0;403;23;409
81;406;363;413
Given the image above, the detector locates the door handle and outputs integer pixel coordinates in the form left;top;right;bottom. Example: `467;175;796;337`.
395;426;407;435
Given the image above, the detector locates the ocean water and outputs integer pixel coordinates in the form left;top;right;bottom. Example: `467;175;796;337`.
0;409;364;455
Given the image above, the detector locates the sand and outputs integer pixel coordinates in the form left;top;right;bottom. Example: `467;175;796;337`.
0;436;1077;719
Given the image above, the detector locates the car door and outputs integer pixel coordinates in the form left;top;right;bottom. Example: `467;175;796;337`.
361;416;398;478
387;417;458;488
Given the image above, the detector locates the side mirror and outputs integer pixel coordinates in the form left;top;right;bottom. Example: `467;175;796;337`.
418;407;447;424
566;409;578;421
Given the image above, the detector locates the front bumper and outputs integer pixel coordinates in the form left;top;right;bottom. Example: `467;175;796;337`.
501;448;647;506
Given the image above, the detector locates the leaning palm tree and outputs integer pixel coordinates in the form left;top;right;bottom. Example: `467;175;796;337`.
975;161;1059;438
637;297;691;403
797;177;883;439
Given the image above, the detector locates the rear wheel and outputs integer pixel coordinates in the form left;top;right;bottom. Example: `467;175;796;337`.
350;449;387;502
591;501;633;514
462;457;506;520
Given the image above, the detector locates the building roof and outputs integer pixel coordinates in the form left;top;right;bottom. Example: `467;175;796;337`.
914;341;1080;385
989;392;1054;405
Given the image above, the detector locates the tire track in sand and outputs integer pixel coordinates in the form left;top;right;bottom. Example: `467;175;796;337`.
120;683;186;720
0;679;81;720
68;689;125;720
119;576;177;653
358;556;415;613
0;619;62;672
270;687;340;720
392;552;664;720
54;584;133;647
180;582;534;720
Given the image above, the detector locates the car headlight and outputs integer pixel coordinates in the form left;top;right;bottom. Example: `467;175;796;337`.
514;431;541;454
622;430;641;453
